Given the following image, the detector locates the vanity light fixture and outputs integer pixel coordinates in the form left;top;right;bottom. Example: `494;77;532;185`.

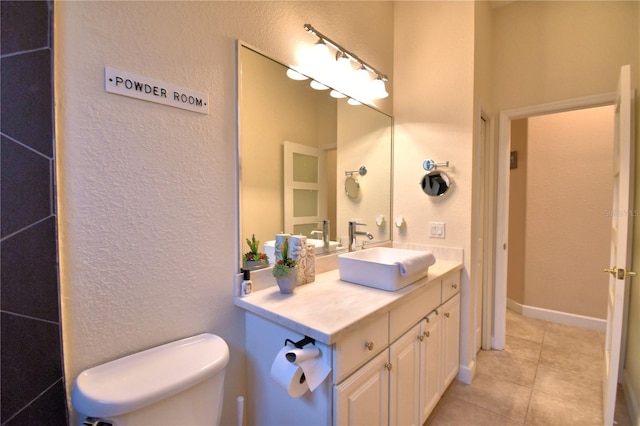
303;23;389;103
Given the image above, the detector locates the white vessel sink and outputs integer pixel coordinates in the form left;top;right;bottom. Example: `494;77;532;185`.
264;239;341;264
338;247;436;291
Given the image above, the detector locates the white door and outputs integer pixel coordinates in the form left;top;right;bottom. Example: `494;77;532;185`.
603;64;634;426
283;141;326;236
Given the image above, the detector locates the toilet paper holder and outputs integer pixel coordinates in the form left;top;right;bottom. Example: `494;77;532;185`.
284;336;316;349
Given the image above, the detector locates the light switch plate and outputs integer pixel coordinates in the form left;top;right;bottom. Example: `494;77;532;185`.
429;222;445;239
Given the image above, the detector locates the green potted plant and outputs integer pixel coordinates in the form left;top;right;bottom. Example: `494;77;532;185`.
243;234;269;270
272;238;298;294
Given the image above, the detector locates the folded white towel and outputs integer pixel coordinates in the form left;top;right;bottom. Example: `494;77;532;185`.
396;251;436;277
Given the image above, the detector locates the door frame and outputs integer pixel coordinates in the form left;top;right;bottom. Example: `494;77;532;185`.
492;92;616;349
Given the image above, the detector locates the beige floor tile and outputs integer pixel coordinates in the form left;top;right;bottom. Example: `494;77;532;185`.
426;394;522;426
533;364;602;410
615;384;632;426
539;345;603;380
448;372;532;423
506;310;547;343
505;335;542;362
426;311;631;426
525;389;603;426
476;349;538;387
543;322;603;358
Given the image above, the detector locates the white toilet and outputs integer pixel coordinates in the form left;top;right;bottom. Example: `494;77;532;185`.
72;333;229;426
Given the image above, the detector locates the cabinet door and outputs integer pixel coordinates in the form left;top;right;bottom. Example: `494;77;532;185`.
389;323;421;426
334;350;389;426
420;312;442;424
441;293;460;389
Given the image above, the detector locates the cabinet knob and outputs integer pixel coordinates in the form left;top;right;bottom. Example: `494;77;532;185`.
444;312;450;318
384;362;392;371
425;331;430;338
417;335;424;342
364;341;374;351
451;283;458;289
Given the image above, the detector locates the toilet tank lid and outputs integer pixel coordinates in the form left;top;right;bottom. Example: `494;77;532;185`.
72;333;229;418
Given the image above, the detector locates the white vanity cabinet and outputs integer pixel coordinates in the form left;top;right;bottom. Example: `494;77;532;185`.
442;292;461;390
236;261;462;426
334;350;390;425
334;270;461;426
420;309;442;424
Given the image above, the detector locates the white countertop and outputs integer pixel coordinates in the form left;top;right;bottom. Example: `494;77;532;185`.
234;260;463;344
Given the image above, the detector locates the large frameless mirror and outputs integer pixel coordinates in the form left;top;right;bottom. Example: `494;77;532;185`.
237;43;393;269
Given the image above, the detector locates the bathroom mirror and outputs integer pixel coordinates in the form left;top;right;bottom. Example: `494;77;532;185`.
238;43;392;268
421;171;453;197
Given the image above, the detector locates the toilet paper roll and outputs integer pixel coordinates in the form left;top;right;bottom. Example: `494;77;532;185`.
270;345;308;398
285;346;331;392
285;347;320;364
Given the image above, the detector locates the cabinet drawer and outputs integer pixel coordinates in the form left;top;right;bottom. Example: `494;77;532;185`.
389;278;441;342
333;313;389;383
441;272;460;303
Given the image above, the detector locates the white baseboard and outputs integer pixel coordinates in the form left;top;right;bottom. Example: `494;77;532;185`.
507;298;606;332
623;370;640;426
457;359;476;385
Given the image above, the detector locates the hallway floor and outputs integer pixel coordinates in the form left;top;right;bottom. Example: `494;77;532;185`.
426;309;632;425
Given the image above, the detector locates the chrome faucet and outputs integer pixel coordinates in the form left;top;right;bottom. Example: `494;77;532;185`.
348;221;374;252
311;220;331;252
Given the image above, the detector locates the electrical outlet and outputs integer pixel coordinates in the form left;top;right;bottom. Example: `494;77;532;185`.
429;222;445;239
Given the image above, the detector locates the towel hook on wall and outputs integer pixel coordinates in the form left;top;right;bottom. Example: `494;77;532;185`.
422;159;449;171
345;166;368;177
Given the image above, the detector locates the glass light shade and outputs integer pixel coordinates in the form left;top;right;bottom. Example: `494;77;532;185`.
310;80;329;90
370;77;389;99
286;68;308;81
312;39;331;62
347;98;362;106
330;90;347;99
335;52;353;74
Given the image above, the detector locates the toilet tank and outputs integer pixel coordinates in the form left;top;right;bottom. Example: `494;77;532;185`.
72;333;229;426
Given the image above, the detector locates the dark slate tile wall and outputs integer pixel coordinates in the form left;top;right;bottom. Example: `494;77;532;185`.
1;1;67;424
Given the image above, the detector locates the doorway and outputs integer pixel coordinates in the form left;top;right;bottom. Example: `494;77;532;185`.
493;93;617;349
507;105;614;324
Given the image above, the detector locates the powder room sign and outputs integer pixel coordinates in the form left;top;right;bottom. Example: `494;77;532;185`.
104;67;209;114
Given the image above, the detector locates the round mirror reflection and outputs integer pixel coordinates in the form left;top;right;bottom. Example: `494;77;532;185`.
421;171;452;197
345;176;360;198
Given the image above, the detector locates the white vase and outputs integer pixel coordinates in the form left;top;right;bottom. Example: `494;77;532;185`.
275;267;298;294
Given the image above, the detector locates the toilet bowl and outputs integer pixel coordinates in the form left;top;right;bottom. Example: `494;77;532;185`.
72;333;229;426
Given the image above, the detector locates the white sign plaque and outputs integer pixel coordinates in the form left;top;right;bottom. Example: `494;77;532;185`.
104;67;209;114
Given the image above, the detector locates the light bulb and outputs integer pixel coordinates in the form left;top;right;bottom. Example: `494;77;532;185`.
370;77;388;99
312;39;331;62
310;80;329;90
335;51;352;74
286;68;308;81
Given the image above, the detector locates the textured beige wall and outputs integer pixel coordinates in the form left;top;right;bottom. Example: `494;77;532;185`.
393;0;476;375
54;2;393;424
507;119;527;305
493;1;639;111
525;106;613;318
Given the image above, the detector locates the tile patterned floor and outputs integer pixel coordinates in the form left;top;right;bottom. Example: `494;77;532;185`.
425;309;632;426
